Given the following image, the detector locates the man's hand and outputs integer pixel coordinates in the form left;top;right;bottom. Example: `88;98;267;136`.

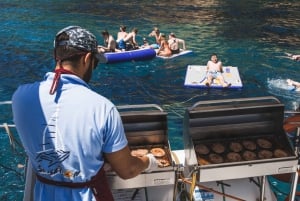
144;153;159;172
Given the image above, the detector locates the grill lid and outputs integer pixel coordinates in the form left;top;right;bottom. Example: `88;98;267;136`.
183;96;298;182
117;104;168;146
184;96;285;141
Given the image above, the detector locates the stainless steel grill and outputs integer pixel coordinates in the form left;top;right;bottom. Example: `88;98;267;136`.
183;96;298;182
106;104;175;189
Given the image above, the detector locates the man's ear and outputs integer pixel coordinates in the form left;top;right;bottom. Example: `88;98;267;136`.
84;52;93;67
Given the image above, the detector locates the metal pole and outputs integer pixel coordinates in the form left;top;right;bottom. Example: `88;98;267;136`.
289;127;300;201
260;176;266;201
289;171;298;201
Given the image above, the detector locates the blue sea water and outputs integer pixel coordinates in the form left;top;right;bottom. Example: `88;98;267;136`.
0;0;300;200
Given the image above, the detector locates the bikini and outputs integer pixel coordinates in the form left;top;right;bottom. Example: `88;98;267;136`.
170;39;179;54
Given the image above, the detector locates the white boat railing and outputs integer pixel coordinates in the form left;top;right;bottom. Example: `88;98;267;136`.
0;100;12;105
0;101;33;201
0;101;18;150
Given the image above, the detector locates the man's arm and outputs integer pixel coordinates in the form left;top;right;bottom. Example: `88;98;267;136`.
206;61;211;71
148;30;155;37
218;62;223;73
105;145;149;179
132;34;138;46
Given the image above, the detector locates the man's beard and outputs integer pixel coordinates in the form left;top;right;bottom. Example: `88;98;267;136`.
82;63;93;83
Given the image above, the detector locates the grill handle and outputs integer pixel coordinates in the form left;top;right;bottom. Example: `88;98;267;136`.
190;96;281;109
117;104;163;112
289;125;299;201
295;127;300;158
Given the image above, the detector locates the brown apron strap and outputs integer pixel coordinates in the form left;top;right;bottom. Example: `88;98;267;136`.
36;166;114;201
89;167;114;201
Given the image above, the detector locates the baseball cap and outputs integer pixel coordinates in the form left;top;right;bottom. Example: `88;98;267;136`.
54;26;101;59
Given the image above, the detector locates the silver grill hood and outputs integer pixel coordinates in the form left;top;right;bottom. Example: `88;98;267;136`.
106;104;175;189
183;96;298;182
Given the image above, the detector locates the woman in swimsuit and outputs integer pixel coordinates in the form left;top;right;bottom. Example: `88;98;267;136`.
156;34;172;57
168;33;186;54
149;27;162;45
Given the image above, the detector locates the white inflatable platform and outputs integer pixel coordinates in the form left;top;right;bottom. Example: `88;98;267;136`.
184;65;243;89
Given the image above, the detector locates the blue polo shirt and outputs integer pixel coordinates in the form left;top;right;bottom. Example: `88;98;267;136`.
12;72;128;201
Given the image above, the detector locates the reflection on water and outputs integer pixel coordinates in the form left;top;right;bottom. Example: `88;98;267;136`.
1;0;300;199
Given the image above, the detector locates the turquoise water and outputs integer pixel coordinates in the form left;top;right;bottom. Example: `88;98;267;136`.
1;1;300;200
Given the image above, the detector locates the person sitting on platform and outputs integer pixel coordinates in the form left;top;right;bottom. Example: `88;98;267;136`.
148;27;162;49
118;28;138;51
205;53;231;88
98;30;118;52
116;25;127;50
156;34;172;57
168;33;186;54
116;25;127;43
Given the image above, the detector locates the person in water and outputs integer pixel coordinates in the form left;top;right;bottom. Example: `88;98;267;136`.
287;79;300;91
140;37;150;48
12;25;158;201
205;53;231;88
285;53;300;61
292;55;300;61
168;32;186;54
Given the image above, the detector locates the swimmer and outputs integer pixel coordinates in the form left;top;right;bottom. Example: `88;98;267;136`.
284;53;300;61
287;79;300;91
292;55;300;61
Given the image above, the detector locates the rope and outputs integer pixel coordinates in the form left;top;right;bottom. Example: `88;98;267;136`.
189;172;197;201
3;123;16;150
180;174;246;201
1;123;24;152
162;94;202;118
163;94;202;108
0;122;26;181
0;163;23;178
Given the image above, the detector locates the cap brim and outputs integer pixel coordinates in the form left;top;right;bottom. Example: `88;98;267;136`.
95;53;107;64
